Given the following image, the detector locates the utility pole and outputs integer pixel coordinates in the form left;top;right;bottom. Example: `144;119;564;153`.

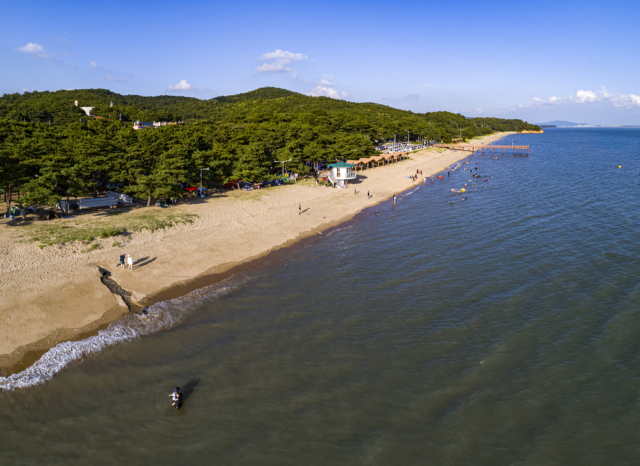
275;159;292;177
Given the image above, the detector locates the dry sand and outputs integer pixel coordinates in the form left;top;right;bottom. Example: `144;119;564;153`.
0;132;511;368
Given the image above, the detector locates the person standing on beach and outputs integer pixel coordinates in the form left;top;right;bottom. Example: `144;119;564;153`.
393;194;396;204
354;188;357;195
298;204;301;215
119;254;125;269
367;191;370;198
127;254;134;270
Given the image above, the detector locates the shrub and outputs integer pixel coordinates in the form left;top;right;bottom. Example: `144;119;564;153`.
99;228;120;238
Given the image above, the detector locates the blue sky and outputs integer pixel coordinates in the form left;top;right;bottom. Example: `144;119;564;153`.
2;0;639;125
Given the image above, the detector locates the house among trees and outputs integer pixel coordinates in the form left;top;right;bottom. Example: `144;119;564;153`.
133;120;184;130
74;100;94;117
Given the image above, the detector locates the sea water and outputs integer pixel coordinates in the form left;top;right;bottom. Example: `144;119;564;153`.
2;128;640;465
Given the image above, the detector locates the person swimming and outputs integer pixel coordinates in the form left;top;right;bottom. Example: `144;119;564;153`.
170;387;183;408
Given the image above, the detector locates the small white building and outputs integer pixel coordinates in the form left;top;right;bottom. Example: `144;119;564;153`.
327;162;357;188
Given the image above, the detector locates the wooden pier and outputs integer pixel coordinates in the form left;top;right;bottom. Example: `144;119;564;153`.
434;144;529;156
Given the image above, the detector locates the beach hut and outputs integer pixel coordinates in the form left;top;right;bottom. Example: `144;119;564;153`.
327;162;357;188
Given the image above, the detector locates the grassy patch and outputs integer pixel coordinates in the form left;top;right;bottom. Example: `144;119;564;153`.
112;241;121;248
86;244;101;252
17;211;197;247
99;228;120;238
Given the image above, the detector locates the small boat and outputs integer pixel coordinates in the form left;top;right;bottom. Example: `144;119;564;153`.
483;179;488;182
437;175;444;180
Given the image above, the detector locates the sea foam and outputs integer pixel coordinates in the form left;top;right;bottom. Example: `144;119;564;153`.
0;278;241;390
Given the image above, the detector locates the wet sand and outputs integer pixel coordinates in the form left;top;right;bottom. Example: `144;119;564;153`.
0;132;511;370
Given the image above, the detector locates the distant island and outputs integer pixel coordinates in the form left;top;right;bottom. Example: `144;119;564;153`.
536;120;640;128
536;120;590;127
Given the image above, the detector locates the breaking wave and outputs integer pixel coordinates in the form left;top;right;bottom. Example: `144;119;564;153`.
325;221;357;237
0;277;244;390
401;186;421;197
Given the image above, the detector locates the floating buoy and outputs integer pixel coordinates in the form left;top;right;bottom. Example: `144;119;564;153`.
618;166;622;169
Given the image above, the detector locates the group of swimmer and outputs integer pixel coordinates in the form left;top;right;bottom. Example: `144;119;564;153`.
444;160;489;205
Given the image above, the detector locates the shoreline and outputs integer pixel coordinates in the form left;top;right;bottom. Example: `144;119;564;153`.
0;132;513;374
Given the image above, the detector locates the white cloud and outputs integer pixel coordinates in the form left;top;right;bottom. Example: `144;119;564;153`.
90;61;98;67
573;90;597;103
341;91;350;99
318;79;336;86
308;86;343;99
259;49;308;62
167;79;197;91
613;93;640;108
107;76;124;82
518;87;640;110
57;37;69;43
17;42;44;54
520;96;564;108
256;62;292;73
256;49;307;79
16;42;50;58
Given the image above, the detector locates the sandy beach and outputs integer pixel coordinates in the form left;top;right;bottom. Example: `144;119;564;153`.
0;132;511;370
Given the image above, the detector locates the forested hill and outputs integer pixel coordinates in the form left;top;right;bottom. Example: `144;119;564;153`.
0;87;540;211
0;87;299;125
0;87;540;135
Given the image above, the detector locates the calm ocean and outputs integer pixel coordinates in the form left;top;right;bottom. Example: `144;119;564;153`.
2;128;640;465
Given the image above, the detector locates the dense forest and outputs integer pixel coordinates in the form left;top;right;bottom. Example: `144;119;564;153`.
0;87;541;212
